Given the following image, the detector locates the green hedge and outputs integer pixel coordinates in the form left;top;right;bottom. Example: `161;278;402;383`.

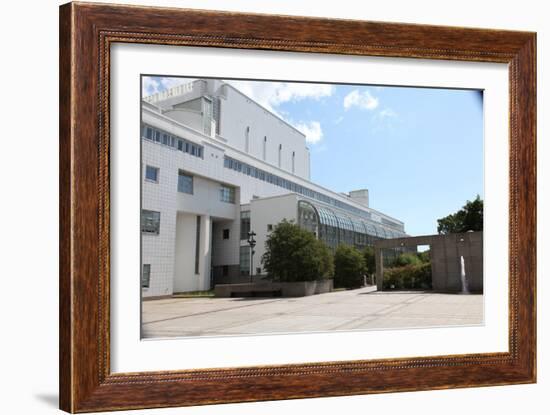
383;262;432;290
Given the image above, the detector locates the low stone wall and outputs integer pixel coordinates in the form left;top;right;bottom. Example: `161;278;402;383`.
280;279;334;297
215;279;334;298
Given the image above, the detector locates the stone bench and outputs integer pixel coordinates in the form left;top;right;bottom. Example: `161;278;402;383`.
214;282;282;298
214;279;333;298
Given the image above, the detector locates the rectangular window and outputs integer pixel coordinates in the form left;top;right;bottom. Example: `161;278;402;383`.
145;165;159;182
223;229;230;240
178;171;193;194
145;127;153;140
177;139;183;151
154;130;161;142
141;264;151;288
222;265;229;277
220;184;235;204
239;246;250;276
141;210;160;235
240;211;251;240
195;216;201;274
162;133;169;145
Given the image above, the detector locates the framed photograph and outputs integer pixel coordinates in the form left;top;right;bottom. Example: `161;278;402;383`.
59;2;536;412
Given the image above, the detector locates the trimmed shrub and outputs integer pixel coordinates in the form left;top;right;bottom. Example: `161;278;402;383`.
394;253;422;267
334;244;366;289
262;220;333;282
383;262;432;290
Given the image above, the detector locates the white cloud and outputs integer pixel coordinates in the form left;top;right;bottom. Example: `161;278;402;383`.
378;108;397;119
142;76;193;97
226;80;333;144
295;121;323;144
142;77;161;96
343;89;379;111
226;80;334;115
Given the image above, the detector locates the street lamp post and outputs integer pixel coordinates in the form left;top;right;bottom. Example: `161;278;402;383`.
247;231;256;283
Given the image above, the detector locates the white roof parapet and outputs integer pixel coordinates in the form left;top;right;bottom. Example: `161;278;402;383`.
143;79;201;104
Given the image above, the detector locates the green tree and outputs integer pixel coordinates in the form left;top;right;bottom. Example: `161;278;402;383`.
394;252;422;267
262;220;333;282
437;195;483;234
362;246;376;276
334;244;366;289
417;250;430;263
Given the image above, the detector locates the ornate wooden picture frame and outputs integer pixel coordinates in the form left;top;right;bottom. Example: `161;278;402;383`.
59;2;536;412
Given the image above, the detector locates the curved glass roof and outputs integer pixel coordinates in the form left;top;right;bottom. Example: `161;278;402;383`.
336;214;354;232
302;198;404;239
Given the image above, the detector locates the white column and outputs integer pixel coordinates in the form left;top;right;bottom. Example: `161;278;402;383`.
199;215;212;290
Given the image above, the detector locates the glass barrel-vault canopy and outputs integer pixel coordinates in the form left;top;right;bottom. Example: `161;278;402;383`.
297;198;406;251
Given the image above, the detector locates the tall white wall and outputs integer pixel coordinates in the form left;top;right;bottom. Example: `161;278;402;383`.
211;219;240;268
174;213;212;293
250;193;299;274
176;175;238;220
218;85;310;179
141;140;178;298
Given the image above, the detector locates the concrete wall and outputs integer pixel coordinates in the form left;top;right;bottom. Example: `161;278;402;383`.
375;232;483;293
430;232;483;292
173;213;212;293
162;109;203;132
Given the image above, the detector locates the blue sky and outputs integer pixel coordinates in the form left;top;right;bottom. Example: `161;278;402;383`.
143;77;483;236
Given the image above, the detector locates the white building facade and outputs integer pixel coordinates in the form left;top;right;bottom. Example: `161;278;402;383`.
141;79;407;298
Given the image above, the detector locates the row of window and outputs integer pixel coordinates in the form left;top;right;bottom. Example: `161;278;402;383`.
145;167;235;204
224;156;400;227
142;124;204;159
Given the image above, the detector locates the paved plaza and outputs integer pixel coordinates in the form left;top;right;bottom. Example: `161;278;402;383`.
142;287;483;338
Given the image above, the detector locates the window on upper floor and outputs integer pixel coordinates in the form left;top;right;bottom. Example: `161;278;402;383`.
223;229;230;240
220;184;236;204
145;165;159;183
177;171;193;194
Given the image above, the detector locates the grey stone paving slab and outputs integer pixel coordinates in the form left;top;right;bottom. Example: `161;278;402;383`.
141;287;483;338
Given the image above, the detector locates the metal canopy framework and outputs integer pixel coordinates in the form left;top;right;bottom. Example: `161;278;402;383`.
297;198;407;250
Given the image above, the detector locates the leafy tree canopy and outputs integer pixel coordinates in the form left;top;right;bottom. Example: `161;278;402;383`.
362;246;376;276
334;244;366;289
261;220;333;282
437;195;483;234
